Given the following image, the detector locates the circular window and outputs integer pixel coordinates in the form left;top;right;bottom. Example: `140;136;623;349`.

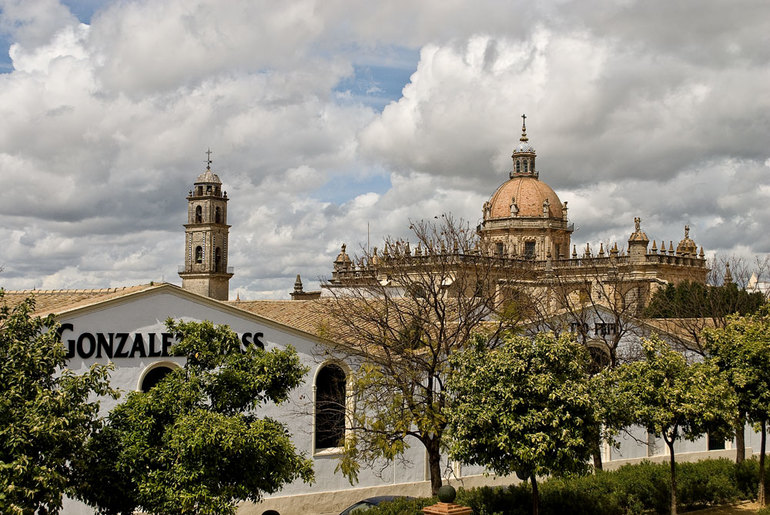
140;365;175;392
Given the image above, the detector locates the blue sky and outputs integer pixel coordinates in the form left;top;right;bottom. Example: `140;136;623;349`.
1;0;769;298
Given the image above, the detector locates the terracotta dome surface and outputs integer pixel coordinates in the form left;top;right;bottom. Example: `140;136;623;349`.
488;176;563;219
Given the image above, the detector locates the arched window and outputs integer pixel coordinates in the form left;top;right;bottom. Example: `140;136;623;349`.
515;160;521;173
195;246;203;264
215;247;222;272
315;363;346;451
195;205;203;223
140;365;175;392
215;207;222;224
523;160;529;173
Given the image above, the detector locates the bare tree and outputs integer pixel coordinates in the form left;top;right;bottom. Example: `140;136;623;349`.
318;215;525;495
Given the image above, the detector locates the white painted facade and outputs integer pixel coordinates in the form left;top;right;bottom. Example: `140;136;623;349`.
51;284;433;514
31;285;762;514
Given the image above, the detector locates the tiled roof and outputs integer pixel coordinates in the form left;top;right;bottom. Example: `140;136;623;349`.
1;284;157;317
226;299;334;338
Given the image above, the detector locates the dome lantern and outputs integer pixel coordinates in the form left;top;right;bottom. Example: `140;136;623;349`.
511;114;537;179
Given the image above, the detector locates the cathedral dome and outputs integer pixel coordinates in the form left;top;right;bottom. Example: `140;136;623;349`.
487;175;564;219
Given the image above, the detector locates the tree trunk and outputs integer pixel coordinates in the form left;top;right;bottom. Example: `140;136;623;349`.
735;414;746;464
531;474;539;515
592;442;603;471
426;437;443;496
667;438;678;515
757;420;767;508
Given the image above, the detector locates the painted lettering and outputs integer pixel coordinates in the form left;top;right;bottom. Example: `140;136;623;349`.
60;325;270;359
162;333;174;357
96;333;113;358
148;333;162;357
114;333;130;358
77;333;96;359
58;323;75;359
131;334;147;358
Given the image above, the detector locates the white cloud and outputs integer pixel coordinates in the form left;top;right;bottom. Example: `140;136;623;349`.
1;0;770;298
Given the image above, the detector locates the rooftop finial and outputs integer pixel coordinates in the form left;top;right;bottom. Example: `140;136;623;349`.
205;148;213;170
520;114;528;142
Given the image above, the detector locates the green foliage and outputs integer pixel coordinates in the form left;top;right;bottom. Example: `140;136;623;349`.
736;456;760;498
0;292;115;514
704;307;770;505
606;337;736;446
445;332;598;479
704;307;770;429
603;337;737;514
364;458;760;515
644;280;764;319
354;495;437;515
75;319;313;515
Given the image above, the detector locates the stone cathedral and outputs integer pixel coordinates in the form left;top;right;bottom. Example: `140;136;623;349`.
176;118;709;307
325;117;709;309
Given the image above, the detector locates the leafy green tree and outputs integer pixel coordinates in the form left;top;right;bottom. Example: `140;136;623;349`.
644;262;767;464
644;280;764;321
445;332;598;515
0;292;115;514
75;319;313;514
606;336;736;515
704;306;770;506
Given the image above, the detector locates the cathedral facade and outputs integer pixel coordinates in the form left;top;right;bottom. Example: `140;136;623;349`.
327;117;709;312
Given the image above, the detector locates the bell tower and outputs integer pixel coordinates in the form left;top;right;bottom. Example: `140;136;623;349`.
179;150;233;300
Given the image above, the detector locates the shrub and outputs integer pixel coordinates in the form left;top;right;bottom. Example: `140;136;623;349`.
610;460;671;513
456;485;531;515
363;458;759;515
677;459;739;509
736;457;760;499
361;496;436;515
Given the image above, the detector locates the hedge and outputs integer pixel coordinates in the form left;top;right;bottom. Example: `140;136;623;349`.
363;458;763;515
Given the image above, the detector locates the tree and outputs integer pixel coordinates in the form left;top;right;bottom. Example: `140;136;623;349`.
704;306;770;506
320;215;520;495
0;292;115;514
445;332;598;515
643;257;768;464
74;319;313;514
605;336;736;515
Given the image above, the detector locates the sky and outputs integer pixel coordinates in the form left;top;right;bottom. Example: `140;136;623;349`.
0;0;769;299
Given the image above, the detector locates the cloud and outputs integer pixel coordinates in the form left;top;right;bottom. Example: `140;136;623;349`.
1;0;770;299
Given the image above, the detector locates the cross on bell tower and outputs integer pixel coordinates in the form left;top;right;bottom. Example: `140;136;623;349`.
178;150;234;300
